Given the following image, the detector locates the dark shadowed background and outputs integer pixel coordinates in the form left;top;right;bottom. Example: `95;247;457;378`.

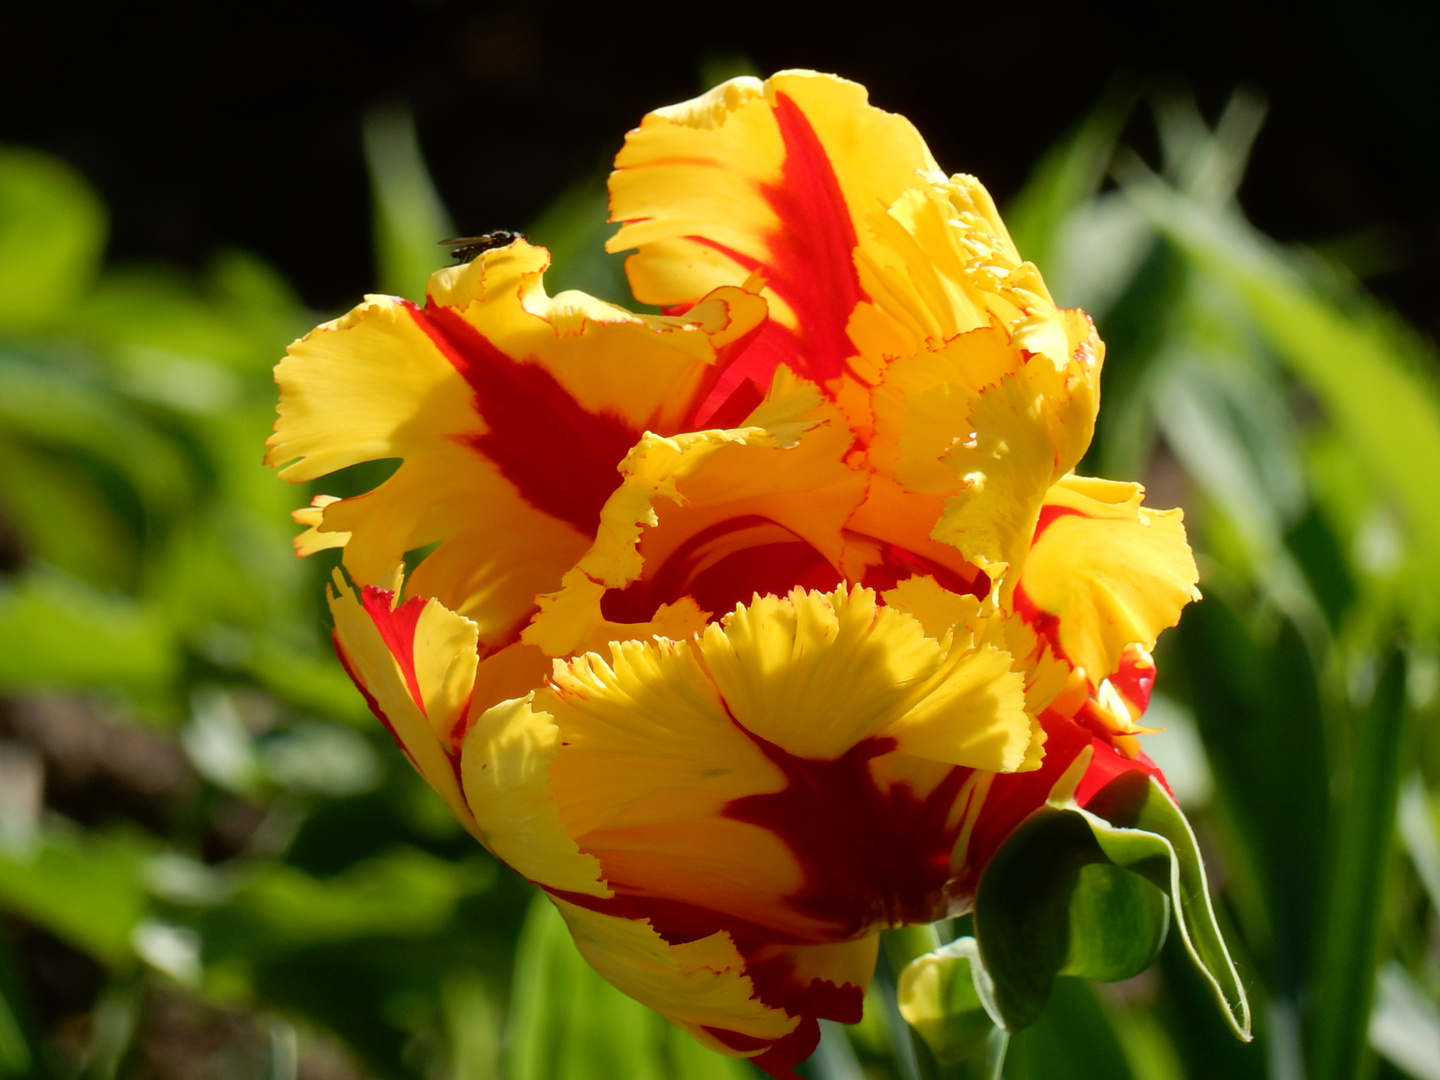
2;0;1436;332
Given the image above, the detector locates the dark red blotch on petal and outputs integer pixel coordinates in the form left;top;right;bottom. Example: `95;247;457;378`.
725;726;968;938
706;1020;821;1080
408;302;640;537
740;946;864;1025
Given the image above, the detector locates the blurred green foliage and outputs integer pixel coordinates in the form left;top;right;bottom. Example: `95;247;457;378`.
0;84;1436;1080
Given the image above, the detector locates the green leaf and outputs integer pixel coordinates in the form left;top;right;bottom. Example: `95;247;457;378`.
1061;863;1171;982
0;936;38;1079
1006;92;1135;291
0;147;106;331
441;972;502;1080
897;936;1009;1078
1177;602;1329;999
506;891;752;1080
1086;771;1252;1040
0;825;148;968
0;570;177;695
975;772;1248;1040
1002;978;1138;1080
0;352;193;516
196;848;486;960
973;805;1167;1032
1305;651;1408;1080
1369;961;1440;1080
1123;172;1440;632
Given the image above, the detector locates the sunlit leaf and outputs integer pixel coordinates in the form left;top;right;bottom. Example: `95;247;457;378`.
973;805;1168;1032
1085;772;1251;1040
976;772;1247;1040
0;570;177;694
1124;173;1440;632
195;848;489;959
0;825;148;968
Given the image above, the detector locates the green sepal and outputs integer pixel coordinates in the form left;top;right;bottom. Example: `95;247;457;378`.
897;936;1009;1077
974;769;1250;1040
1086;771;1252;1039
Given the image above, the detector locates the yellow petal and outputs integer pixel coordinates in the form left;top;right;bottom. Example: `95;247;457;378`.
540;638;802;936
460;692;612;898
1016;474;1200;683
290;494;349;555
516;587;1032;945
880;575;1054;771
701;585;1031;771
869;329;1019;496
524;374;865;659
930;369;1069;586
869;309;1101;595
425;241;769;433
610;71;935;318
271;240;767;645
851;177;1079;374
549;896;798;1057
608;71;937;403
328;574;479;835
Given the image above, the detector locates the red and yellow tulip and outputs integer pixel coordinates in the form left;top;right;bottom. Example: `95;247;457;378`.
269;71;1199;1077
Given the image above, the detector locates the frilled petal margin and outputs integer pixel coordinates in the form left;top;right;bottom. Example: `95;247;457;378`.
460;584;1033;1075
1015;474;1200;684
522;370;866;660
609;70;937;418
268;241;767;646
328;575;480;835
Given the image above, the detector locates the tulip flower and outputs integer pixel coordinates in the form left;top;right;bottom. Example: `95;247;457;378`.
269;71;1214;1076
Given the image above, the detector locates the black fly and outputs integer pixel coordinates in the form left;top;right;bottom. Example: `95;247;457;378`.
439;230;524;262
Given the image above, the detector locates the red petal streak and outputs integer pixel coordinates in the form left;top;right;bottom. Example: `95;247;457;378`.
1110;650;1156;714
599;515;840;623
956;711;1166;900
360;585;427;714
759;93;866;384
725;725;968;939
1012;581;1067;665
1032;503;1086;544
333;632;419;771
688;92;867;422
408;302;640;537
860;541;990;601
